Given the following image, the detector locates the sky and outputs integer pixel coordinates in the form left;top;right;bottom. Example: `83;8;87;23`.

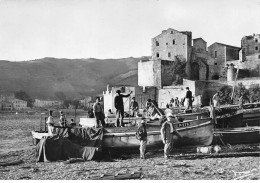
0;0;260;61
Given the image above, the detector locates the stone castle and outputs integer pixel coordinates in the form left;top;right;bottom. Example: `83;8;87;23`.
103;29;260;110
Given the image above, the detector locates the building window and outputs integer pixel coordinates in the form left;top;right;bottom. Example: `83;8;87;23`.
256;39;258;42
172;39;175;45
166;42;168;45
156;53;159;58
214;63;217;65
170;31;173;34
258;55;260;59
256;47;258;51
156;41;159;46
214;51;217;58
168;52;171;58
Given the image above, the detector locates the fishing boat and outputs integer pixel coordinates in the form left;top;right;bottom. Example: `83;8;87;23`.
242;103;260;126
32;112;214;152
212;126;260;145
79;112;214;150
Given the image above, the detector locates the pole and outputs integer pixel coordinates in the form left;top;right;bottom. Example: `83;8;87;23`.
151;101;163;117
231;67;239;103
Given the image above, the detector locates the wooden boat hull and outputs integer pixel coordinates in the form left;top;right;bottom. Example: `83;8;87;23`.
32;119;213;151
212;126;260;145
102;119;214;151
243;108;260;126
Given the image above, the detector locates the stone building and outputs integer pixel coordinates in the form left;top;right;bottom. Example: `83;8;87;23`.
34;99;63;108
10;99;27;110
207;42;240;80
152;28;192;62
227;33;260;78
190;38;208;80
1;101;13;111
241;34;260;56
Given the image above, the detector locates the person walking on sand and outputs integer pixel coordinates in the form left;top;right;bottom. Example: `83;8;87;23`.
136;117;148;159
212;92;220;107
114;89;132;127
160;113;179;160
93;97;106;128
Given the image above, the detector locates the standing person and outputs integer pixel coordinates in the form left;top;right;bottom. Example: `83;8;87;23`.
130;97;139;117
175;97;179;107
164;104;173;117
160;113;179;160
59;111;67;127
169;98;174;107
212;92;220;107
46;110;54;134
239;95;244;108
184;87;193;110
93;97;106;128
114;90;132;127
136;117;147;159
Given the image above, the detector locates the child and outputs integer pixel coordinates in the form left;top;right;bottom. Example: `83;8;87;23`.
136;117;148;159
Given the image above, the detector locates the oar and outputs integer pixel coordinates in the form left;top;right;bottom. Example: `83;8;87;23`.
151;101;163;117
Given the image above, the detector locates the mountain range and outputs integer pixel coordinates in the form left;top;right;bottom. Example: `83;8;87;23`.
0;57;150;100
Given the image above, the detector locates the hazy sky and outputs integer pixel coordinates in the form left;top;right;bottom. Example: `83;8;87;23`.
0;0;260;61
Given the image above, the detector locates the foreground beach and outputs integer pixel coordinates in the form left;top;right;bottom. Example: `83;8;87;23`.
0;113;259;180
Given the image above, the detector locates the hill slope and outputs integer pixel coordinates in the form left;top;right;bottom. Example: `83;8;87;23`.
0;57;149;99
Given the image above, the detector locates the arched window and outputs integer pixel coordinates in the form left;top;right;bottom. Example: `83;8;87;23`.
156;41;159;46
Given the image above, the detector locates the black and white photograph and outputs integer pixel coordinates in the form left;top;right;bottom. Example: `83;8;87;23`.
0;0;260;180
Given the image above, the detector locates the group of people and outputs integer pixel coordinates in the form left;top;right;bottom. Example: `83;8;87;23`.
46;110;76;132
166;87;194;110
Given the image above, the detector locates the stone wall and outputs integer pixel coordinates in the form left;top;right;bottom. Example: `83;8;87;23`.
208;43;226;62
158;79;201;108
227;78;260;89
161;60;176;86
226;46;240;61
226;53;260;77
103;86;134;113
138;60;155;87
103;85;158;113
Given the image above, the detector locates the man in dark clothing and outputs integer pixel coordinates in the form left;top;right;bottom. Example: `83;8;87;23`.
130;97;139;117
114;90;132;127
93;97;106;128
184;87;193;110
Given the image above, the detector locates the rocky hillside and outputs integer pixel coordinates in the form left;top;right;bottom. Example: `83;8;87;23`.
0;57;150;100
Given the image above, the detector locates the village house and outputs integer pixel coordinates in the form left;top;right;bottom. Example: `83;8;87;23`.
1;101;13;111
10;98;27;110
34;99;63;108
0;93;27;111
79;96;92;108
